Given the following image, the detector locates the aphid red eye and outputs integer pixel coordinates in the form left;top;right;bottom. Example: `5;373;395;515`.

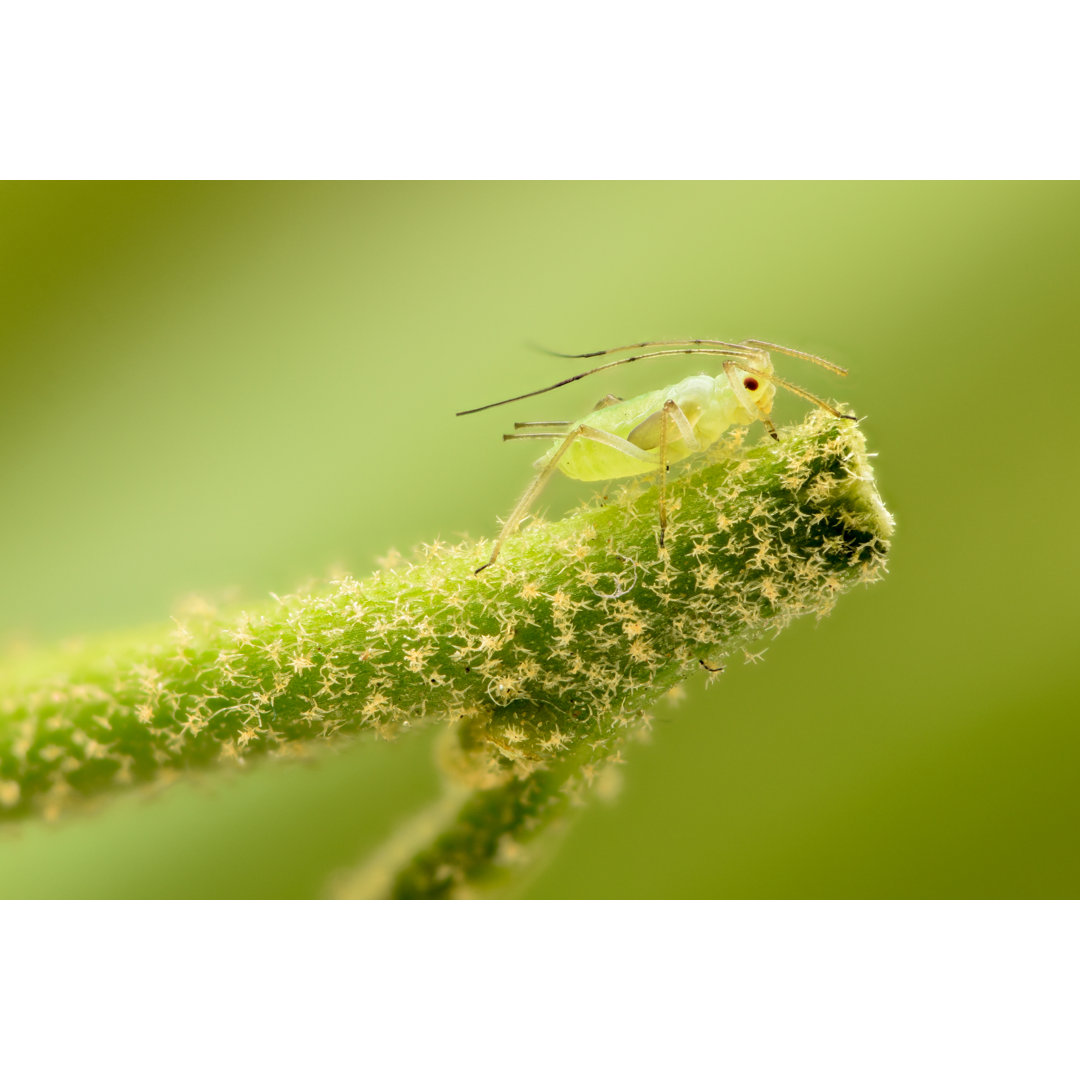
743;377;759;391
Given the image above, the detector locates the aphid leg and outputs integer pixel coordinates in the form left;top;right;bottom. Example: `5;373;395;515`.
656;400;700;550
512;420;571;430
476;424;661;573
722;361;779;440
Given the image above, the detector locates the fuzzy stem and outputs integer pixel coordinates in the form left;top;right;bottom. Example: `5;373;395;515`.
0;409;892;895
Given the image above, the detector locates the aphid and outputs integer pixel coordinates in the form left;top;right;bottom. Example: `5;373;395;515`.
458;338;855;573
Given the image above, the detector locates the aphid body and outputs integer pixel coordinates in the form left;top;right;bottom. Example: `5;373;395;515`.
458;339;852;572
536;368;775;483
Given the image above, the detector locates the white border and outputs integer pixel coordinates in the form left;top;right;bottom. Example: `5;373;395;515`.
2;2;1077;178
1;902;1076;1078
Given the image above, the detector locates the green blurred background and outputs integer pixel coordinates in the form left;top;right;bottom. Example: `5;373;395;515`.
1;182;1077;898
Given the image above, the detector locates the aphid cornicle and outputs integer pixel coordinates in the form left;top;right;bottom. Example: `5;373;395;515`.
458;338;855;573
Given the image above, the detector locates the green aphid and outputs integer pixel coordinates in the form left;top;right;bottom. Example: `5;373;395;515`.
458;338;855;572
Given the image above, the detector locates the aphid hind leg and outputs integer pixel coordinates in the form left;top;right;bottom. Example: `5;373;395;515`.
475;424;662;573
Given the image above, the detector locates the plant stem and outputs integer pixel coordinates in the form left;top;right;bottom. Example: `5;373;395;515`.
0;409;892;896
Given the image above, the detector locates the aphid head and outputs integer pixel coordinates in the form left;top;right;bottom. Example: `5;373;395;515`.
732;351;776;416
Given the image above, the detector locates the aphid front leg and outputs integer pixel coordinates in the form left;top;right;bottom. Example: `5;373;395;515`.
475;424;660;574
654;399;700;550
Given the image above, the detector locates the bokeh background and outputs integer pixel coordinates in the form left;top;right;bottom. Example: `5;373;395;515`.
1;182;1077;898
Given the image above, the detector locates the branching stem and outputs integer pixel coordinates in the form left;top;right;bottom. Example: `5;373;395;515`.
0;409;892;897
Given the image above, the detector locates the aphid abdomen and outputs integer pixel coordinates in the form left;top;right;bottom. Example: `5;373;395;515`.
554;439;664;482
544;376;723;483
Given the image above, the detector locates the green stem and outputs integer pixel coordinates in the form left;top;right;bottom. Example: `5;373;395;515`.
0;409;892;895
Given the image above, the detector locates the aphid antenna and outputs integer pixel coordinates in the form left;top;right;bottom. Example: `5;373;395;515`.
456;346;773;417
527;338;753;360
739;339;849;377
532;337;849;377
459;341;849;417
